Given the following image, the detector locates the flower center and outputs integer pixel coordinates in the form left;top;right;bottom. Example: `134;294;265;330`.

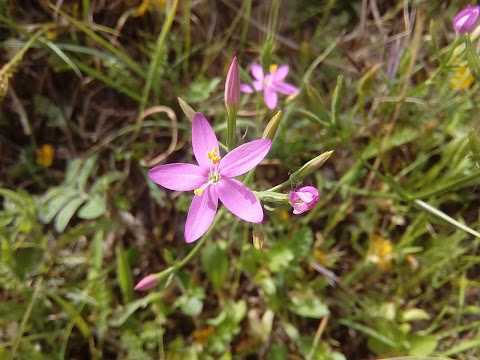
194;147;222;196
269;64;278;73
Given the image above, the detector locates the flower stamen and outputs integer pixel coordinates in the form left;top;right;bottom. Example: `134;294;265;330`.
269;64;278;73
207;146;221;164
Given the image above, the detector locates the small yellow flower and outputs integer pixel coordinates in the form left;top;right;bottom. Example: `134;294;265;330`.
450;66;474;90
367;235;395;271
45;30;57;41
280;210;289;221
36;144;55;168
314;249;327;266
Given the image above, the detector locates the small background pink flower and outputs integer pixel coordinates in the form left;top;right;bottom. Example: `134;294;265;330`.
241;63;299;109
289;186;319;215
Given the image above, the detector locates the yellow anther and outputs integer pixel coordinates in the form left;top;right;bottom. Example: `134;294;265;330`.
207;146;221;164
269;64;278;73
194;188;203;196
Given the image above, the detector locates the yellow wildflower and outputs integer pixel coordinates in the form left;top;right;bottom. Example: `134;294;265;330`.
367;235;395;271
36;144;55;168
280;210;289;221
450;66;474;90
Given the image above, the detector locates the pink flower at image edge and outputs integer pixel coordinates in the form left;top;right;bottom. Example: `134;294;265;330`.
148;113;271;243
453;5;480;34
241;63;299;109
289;186;319;215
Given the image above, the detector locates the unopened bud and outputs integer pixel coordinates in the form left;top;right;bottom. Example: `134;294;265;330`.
290;150;333;183
134;274;159;291
453;5;480;34
225;57;240;108
252;225;265;249
262;111;282;140
178;97;195;121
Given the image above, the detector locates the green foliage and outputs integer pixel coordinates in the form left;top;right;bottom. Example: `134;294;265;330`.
2;0;480;359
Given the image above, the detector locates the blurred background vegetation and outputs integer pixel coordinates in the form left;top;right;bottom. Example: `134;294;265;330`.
1;0;480;359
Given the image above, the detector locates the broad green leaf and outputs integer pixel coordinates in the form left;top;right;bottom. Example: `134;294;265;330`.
201;243;228;290
77;193;106;219
407;334;438;356
90;171;123;193
291;227;314;261
180;296;203;316
54;197;85;232
14;246;44;277
76;156;98;190
289;295;329;319
40;188;79;223
267;344;288;360
65;159;83;186
267;244;294;272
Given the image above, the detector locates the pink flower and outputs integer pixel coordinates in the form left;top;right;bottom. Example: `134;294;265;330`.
134;274;159;291
240;63;299;109
289;186;319;215
453;5;480;34
148;113;271;243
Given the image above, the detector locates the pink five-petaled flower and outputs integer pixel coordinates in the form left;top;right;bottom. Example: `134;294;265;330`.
148;113;271;243
240;63;299;109
289;186;319;215
453;5;480;34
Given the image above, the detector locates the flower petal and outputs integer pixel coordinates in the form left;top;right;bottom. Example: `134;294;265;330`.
251;63;264;81
148;163;208;191
272;81;299;95
215;178;263;223
264;86;278;109
185;187;218;243
192;113;219;169
253;80;263;91
272;65;289;81
240;84;254;93
219;139;271;178
296;186;318;203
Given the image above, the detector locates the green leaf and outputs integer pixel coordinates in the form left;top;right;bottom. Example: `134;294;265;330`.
267;344;289;360
110;293;163;327
116;245;134;304
54;197;85;232
40;188;79;224
267;244;295;272
14;246;44;277
77;193;106;219
469;130;480;167
65;159;83;186
331;75;343;125
407;334;438;356
465;34;480;84
201;243;229;290
76;156;98;190
291;227;314;262
289;295;329;319
180;296;203;316
48;292;91;338
184;75;221;103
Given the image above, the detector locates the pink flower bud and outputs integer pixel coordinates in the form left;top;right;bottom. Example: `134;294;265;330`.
134;274;159;291
453;5;480;34
289;186;319;215
225;57;240;107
